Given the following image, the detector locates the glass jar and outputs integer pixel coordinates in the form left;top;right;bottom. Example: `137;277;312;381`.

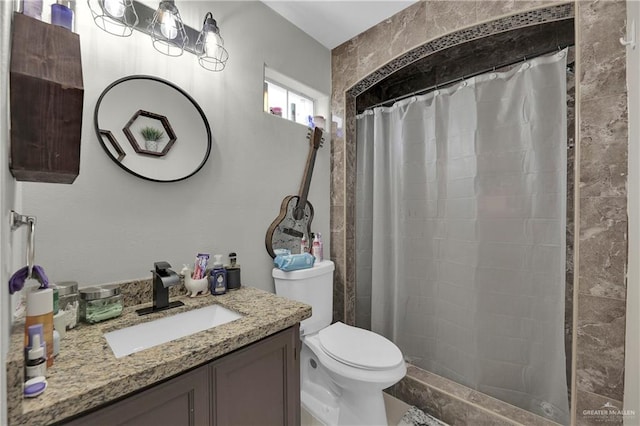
50;0;74;32
79;284;123;324
56;281;79;329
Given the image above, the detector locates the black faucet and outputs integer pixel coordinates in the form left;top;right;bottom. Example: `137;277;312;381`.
136;261;185;316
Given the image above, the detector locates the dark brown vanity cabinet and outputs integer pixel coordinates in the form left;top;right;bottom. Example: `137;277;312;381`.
212;325;300;425
64;325;300;426
10;13;84;184
63;364;210;426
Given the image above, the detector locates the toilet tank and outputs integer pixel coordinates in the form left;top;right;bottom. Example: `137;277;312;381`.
273;260;335;335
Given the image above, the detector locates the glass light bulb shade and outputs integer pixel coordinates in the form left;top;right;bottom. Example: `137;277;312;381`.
103;0;125;18
88;0;138;37
204;32;223;56
159;10;178;40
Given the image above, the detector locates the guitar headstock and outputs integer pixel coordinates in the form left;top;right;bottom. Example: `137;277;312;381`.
306;126;324;149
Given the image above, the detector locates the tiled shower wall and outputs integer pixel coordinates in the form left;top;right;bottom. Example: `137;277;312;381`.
330;1;628;424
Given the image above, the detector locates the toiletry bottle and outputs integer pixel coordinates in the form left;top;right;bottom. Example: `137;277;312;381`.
52;285;59;315
226;252;241;290
25;288;54;367
312;232;323;262
52;329;60;357
51;0;73;31
22;0;43;20
25;331;46;379
300;234;309;254
210;255;227;295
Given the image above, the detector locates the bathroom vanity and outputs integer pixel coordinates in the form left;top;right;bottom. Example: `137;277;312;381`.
5;287;310;425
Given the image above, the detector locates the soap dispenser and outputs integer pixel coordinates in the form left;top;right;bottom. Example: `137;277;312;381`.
210;255;227;295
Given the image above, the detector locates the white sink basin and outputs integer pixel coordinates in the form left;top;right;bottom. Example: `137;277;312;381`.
104;305;243;358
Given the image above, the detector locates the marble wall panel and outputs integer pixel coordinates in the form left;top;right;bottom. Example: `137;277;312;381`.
576;0;628;420
331;229;345;322
425;1;479;39
388;1;429;58
331;0;629;424
574;390;623;426
476;1;518;23
576;294;626;402
579;94;628;198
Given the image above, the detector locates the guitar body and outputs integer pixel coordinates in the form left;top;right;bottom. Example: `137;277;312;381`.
265;195;314;258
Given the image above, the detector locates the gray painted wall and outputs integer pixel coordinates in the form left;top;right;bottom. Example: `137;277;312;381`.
19;1;331;289
1;1;330;421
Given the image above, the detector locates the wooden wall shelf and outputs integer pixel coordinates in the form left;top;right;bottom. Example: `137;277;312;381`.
10;13;84;183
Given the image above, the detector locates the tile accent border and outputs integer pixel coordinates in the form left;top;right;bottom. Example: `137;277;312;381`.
346;3;573;99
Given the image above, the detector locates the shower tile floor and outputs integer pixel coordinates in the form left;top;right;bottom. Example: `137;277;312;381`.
301;393;449;426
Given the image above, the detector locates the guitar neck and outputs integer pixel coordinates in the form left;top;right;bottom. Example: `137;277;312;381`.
297;146;318;207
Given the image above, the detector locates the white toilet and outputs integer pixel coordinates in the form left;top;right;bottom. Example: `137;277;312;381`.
273;260;406;426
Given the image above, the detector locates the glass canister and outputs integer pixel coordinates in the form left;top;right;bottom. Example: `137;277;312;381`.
56;281;79;329
50;0;74;32
79;284;123;324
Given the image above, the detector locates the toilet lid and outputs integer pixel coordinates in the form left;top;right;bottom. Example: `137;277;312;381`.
318;322;403;370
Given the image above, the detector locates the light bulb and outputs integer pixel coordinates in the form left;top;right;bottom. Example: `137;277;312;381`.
103;0;125;18
159;10;178;40
204;32;223;57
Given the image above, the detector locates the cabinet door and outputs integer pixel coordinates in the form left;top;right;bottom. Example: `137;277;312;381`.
212;325;300;426
63;365;209;426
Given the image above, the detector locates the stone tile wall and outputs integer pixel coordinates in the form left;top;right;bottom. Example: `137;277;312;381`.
330;1;628;424
575;1;628;422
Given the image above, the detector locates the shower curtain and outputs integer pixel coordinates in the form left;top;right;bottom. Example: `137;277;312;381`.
356;50;569;424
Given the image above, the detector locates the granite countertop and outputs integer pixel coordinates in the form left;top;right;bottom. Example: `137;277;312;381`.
6;286;311;425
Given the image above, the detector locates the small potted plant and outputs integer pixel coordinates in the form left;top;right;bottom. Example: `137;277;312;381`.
140;126;165;152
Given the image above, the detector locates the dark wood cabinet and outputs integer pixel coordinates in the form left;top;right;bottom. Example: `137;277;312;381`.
63;326;300;426
10;13;84;184
212;324;300;426
63;365;210;426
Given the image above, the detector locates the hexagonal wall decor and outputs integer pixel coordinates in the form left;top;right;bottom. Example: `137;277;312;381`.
123;110;177;157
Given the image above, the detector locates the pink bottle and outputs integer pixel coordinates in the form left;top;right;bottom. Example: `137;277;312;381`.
312;233;323;261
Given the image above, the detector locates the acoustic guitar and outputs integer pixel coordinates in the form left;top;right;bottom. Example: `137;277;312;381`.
265;127;324;258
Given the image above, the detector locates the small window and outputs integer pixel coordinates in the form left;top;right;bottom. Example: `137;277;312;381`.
264;80;315;126
264;65;325;127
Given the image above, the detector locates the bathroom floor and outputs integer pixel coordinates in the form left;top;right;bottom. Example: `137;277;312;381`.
301;393;449;426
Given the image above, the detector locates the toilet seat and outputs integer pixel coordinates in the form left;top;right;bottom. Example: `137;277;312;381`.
318;322;403;370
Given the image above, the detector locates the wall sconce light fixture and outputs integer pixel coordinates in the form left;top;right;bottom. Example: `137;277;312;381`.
87;0;229;71
148;0;187;57
195;13;228;72
88;0;139;37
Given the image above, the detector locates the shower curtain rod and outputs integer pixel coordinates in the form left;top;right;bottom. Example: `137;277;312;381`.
365;44;575;111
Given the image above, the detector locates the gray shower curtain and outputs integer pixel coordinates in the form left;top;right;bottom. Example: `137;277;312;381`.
356;50;569;424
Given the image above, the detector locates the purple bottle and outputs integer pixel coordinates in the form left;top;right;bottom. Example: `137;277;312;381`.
51;1;73;31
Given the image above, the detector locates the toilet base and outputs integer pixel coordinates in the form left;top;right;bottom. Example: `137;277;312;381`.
337;387;387;425
301;386;388;426
300;340;397;426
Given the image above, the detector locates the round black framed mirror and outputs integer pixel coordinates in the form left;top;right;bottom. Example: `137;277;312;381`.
94;75;212;182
